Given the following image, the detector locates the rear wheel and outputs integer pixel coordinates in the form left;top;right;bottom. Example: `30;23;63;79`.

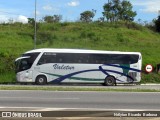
104;76;116;86
36;75;47;85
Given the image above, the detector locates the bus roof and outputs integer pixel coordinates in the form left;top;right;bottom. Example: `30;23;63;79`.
25;48;141;55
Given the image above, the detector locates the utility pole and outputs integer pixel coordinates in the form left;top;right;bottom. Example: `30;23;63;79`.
34;0;37;49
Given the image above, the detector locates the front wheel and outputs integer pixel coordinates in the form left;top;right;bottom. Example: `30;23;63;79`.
36;75;47;85
104;76;116;86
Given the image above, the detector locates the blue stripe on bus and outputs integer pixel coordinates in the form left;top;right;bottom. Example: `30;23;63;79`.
42;64;141;83
99;66;109;76
49;69;100;83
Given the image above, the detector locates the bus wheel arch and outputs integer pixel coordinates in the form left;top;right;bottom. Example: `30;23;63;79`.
104;76;116;86
35;75;47;85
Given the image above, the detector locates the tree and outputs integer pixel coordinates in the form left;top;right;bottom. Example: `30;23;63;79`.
52;15;62;23
120;0;136;21
97;17;105;22
80;10;95;22
103;0;136;22
112;0;122;21
154;15;160;32
102;2;113;22
8;18;14;24
28;18;35;26
43;15;62;23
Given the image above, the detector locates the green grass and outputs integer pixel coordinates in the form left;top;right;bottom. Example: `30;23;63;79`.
0;21;160;83
0;72;16;83
141;73;160;83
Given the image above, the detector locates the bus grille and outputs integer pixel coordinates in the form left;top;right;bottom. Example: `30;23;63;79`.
127;72;137;82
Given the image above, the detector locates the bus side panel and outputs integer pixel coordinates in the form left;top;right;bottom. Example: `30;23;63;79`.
101;65;125;83
33;63;72;83
69;64;104;83
129;63;141;82
50;63;73;83
33;64;51;82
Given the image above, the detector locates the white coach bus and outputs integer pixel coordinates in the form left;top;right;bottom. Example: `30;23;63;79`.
15;49;142;86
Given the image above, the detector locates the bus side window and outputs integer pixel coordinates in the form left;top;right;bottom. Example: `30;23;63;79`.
59;58;63;63
37;52;57;65
37;58;46;65
78;59;82;63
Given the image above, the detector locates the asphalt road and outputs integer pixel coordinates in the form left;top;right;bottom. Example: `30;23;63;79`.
1;91;160;119
0;90;160;110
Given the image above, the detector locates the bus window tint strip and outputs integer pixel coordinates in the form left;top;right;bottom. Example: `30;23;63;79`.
37;53;139;65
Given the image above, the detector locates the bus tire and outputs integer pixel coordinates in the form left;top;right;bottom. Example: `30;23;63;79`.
36;75;47;85
104;76;116;86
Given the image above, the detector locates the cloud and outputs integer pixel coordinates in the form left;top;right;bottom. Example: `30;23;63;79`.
67;1;79;7
0;8;29;23
35;11;41;16
132;0;160;13
0;8;17;23
17;15;28;23
0;15;9;23
43;5;53;11
42;5;60;13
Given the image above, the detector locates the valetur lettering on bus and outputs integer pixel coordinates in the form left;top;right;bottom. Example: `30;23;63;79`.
53;64;75;70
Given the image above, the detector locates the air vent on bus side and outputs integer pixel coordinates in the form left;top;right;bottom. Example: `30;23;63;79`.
127;72;137;82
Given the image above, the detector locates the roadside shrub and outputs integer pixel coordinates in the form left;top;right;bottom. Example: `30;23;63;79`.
37;31;53;45
79;31;87;38
141;73;160;83
0;54;16;73
72;26;82;31
116;33;130;44
126;22;143;31
79;31;96;39
92;36;102;42
87;32;96;39
60;22;70;27
117;33;125;42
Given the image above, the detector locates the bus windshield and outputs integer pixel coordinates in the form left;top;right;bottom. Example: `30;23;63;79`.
15;57;30;73
15;52;40;73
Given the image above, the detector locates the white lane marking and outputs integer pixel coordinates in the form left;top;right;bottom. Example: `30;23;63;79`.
38;108;69;111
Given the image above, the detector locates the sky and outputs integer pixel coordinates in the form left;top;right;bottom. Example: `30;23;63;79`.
0;0;160;23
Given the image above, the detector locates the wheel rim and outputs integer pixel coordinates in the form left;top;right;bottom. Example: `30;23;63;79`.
39;78;44;83
106;77;115;86
108;79;113;84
